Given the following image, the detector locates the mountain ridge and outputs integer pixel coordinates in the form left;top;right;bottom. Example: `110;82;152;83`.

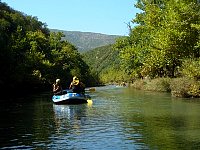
50;29;122;52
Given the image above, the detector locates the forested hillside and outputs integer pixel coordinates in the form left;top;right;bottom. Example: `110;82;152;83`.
50;29;121;52
82;45;128;83
82;45;118;73
0;2;97;96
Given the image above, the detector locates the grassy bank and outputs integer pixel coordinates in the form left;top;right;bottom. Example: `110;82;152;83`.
131;77;200;98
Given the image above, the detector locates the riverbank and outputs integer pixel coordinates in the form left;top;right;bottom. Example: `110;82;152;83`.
130;77;200;98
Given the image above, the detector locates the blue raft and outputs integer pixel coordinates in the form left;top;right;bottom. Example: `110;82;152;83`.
52;91;91;105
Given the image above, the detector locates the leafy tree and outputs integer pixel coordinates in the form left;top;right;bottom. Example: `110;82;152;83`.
114;0;200;79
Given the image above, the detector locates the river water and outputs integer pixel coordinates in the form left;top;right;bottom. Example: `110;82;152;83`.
1;85;200;150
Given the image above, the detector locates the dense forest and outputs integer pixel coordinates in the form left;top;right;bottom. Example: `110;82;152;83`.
83;0;200;97
0;2;97;96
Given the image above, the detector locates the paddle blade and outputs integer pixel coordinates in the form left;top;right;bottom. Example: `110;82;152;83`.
87;99;93;106
87;87;96;92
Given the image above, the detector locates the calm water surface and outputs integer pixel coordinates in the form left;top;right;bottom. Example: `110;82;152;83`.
1;85;200;150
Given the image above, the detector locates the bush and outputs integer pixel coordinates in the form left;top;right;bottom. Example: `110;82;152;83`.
132;77;200;98
131;79;145;90
131;77;171;92
170;78;200;98
144;78;171;92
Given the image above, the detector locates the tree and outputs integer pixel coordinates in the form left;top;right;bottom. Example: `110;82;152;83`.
114;0;200;79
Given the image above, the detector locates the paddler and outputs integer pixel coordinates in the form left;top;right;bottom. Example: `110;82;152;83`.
69;76;85;94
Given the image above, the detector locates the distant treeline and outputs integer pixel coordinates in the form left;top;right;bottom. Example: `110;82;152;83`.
0;2;98;95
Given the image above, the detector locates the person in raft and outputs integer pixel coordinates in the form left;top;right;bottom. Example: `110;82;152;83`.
69;76;85;94
53;79;63;95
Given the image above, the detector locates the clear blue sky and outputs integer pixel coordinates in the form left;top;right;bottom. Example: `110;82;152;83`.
2;0;140;35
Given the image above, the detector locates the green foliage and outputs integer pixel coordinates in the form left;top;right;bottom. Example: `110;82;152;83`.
141;50;166;78
180;58;200;80
114;0;200;80
99;68;131;84
83;44;124;83
114;26;150;77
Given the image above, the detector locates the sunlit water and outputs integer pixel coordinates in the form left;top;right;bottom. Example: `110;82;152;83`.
1;85;200;149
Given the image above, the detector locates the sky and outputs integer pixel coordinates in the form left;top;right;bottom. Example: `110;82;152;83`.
2;0;140;36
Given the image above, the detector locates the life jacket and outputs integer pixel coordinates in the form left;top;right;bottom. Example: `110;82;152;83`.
53;84;62;95
71;82;84;93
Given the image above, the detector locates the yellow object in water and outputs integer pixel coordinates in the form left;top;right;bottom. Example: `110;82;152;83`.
87;99;93;106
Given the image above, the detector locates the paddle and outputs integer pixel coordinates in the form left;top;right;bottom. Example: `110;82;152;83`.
62;87;95;93
85;87;96;92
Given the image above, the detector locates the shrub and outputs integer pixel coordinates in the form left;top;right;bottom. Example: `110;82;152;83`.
144;78;171;92
188;82;200;98
170;78;200;98
131;77;171;92
131;79;145;90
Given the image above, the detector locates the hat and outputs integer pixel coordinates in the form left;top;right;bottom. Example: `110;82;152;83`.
56;79;60;83
73;76;79;85
73;76;78;80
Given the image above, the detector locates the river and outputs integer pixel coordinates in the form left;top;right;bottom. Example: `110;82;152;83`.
0;85;200;150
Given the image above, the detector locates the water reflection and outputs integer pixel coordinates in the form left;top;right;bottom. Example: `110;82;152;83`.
119;88;200;150
53;104;89;134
